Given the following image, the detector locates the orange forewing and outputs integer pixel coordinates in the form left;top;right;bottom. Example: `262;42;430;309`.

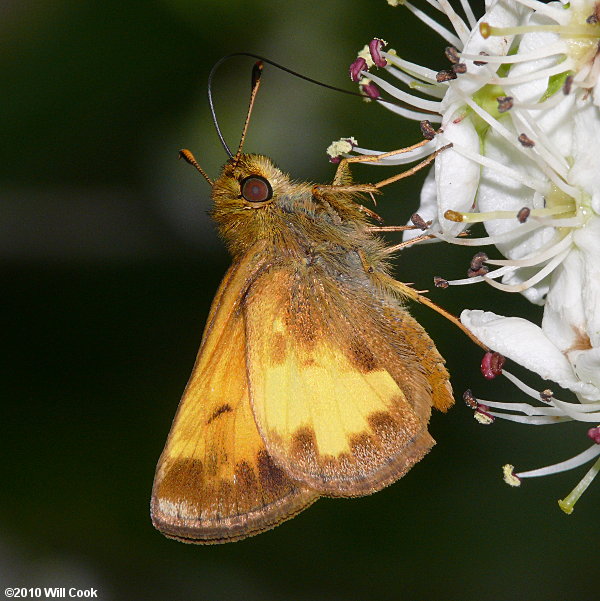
151;245;318;543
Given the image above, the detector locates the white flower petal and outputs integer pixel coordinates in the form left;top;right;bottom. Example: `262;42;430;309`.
593;75;600;109
435;116;480;236
571;101;600;216
542;249;587;351
506;82;577;179
477;129;556;258
571;347;600;395
478;135;536;215
403;166;438;242
504;11;562;103
574;218;600;346
460;309;580;388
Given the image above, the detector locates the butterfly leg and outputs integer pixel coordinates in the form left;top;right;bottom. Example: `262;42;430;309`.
368;220;431;233
370;143;452;190
357;204;384;223
334;138;434;175
328;138;431;188
328;140;452;194
382;234;436;253
312;182;380;197
324;142;452;196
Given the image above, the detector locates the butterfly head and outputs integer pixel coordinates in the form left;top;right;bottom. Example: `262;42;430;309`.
214;153;283;208
210;153;312;256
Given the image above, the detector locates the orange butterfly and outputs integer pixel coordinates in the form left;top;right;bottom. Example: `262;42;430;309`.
151;61;455;543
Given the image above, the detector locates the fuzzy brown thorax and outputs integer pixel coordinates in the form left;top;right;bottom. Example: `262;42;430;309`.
210;153;382;264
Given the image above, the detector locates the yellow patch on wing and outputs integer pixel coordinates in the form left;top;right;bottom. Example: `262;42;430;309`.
244;267;436;497
151;247;317;543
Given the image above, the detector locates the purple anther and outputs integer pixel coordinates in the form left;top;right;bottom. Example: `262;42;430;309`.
369;38;387;67
481;351;505;380
361;81;381;99
349;57;368;82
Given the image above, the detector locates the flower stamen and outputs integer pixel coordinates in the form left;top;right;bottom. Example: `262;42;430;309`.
460;41;568;64
503;464;522;486
484;367;600;513
399;0;463;47
365;72;443;112
515;445;600;482
383;52;442;85
484;248;570;292
480;22;600;40
443;203;574;224
558;456;600;514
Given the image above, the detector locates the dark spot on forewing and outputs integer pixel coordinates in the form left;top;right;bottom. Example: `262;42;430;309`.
290;426;318;471
368;410;407;446
216;480;235;518
206;403;233;425
257;450;288;494
348;338;378;372
155;457;204;504
234;460;264;514
235;460;259;494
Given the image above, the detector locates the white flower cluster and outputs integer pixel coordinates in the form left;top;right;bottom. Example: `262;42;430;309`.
338;0;600;512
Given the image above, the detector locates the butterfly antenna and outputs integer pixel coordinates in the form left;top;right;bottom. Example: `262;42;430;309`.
207;52;418;160
233;61;263;167
178;149;213;185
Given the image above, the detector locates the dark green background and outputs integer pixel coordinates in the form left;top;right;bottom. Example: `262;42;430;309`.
3;1;596;599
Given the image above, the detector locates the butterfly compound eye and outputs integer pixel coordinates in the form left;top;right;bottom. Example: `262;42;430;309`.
240;175;273;203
